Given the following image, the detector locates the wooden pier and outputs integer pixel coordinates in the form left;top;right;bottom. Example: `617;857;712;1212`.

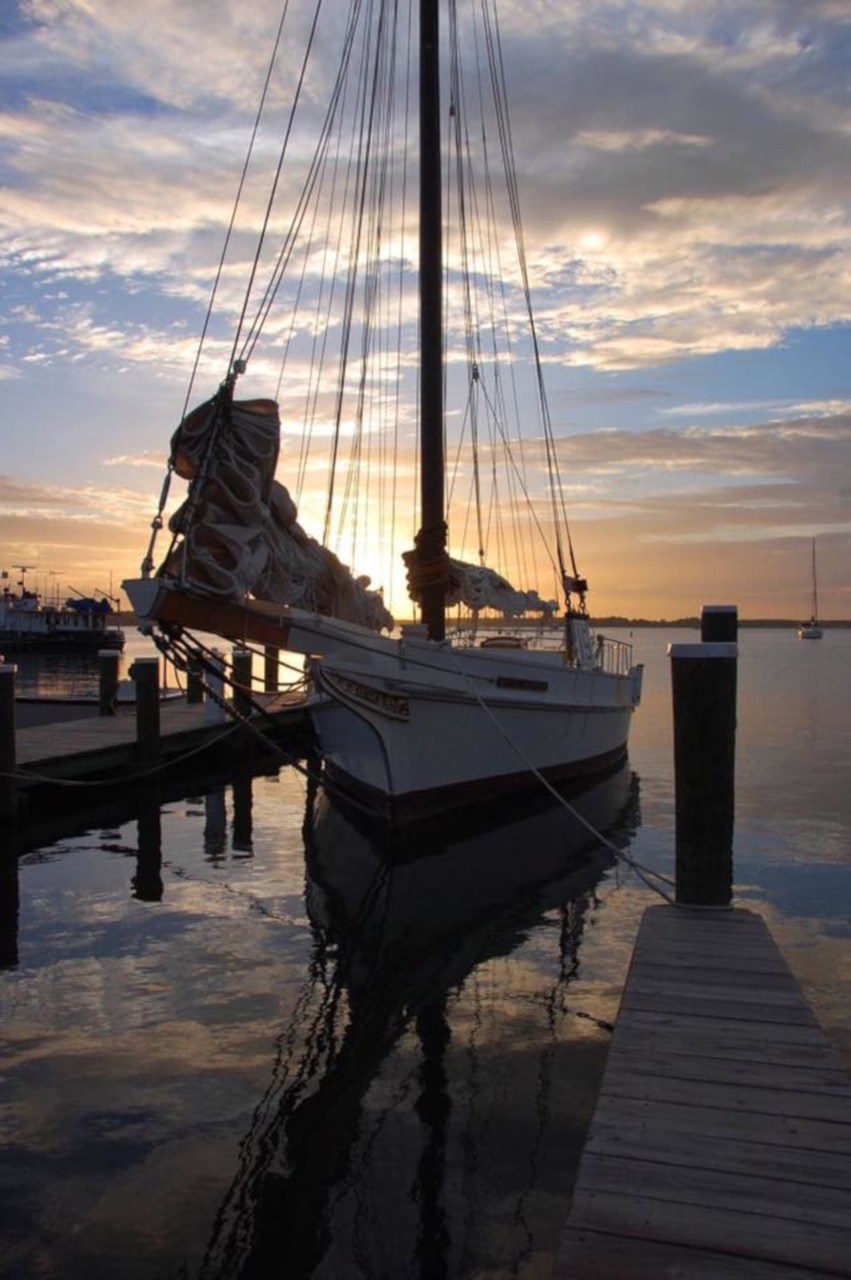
558;904;851;1278
7;692;309;829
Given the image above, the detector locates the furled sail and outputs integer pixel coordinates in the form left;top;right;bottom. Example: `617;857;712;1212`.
445;563;557;618
162;396;394;632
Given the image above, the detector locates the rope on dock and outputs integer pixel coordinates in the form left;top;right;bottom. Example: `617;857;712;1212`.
1;720;241;789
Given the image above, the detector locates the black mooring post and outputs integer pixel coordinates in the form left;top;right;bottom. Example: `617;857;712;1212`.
0;663;18;821
701;604;738;643
98;649;120;716
131;657;161;764
187;658;204;705
133;785;163;902
263;645;279;694
231;648;253;719
669;635;737;906
0;851;19;967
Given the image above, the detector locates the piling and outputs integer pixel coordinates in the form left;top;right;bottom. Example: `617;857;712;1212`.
131;657;161;765
700;603;738;643
0;854;18;967
186;658;204;705
133;786;163;902
264;645;279;694
0;663;18;820
205;650;226;724
232;772;254;854
669;635;737;905
232;648;253;718
98;649;120;716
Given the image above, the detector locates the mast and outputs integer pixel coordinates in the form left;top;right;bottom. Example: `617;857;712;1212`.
811;538;819;620
419;0;446;641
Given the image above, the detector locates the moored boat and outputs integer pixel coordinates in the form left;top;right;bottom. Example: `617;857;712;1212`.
798;538;823;639
0;583;124;654
123;0;643;824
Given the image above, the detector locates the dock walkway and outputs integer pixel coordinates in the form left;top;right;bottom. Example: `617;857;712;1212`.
558;904;851;1278
12;693;308;791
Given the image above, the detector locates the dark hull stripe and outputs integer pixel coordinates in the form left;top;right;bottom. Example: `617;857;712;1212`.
323;741;628;827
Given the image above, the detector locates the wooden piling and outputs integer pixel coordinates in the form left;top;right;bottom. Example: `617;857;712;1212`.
700;603;738;643
131;657;161;764
98;649;120;716
232;648;253;718
0;853;19;967
0;663;18;820
204;650;225;724
186;658;204;705
133;786;163;902
264;645;279;694
669;640;737;906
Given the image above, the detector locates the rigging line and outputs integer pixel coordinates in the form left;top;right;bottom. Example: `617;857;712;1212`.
449;3;486;565
475;376;560;576
481;1;577;587
271;96;341;412
463;1;539;590
230;0;324;370
153;628;389;823
323;0;385;546
337;0;398;565
242;0;365;365
184;0;294;414
296;44;357;506
388;0;414;611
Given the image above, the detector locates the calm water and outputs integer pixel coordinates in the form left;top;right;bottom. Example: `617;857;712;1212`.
1;628;849;1279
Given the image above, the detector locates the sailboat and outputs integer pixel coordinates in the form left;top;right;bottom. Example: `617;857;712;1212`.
798;539;823;639
123;0;643;823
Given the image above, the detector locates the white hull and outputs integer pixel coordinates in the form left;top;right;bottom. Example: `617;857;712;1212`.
123;578;642;822
308;634;640;820
798;624;823;639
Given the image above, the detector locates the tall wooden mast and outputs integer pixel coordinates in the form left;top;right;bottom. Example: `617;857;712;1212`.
419;0;446;641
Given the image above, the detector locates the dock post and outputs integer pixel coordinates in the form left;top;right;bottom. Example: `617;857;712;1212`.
186;658;204;705
131;657;161;765
205;650;225;724
264;645;279;693
700;603;738;643
98;648;120;716
0;853;19;967
232;772;254;854
133;786;163;902
669;634;737;906
0;663;18;821
232;648;253;718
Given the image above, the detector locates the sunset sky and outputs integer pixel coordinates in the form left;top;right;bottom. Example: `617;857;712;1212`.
1;0;850;620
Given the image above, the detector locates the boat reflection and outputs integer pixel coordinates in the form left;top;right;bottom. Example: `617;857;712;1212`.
200;763;639;1279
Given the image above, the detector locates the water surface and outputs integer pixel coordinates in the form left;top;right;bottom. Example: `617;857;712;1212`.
1;627;849;1278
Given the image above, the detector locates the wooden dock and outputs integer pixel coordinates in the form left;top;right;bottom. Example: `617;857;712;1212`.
558;904;851;1278
9;693;308;810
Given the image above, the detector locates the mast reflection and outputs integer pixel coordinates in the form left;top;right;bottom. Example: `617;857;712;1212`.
200;764;639;1278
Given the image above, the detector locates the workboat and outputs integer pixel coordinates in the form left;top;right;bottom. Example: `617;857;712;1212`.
124;0;643;823
0;579;124;654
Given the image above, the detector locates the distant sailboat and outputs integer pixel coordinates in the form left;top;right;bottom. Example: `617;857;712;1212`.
798;539;823;639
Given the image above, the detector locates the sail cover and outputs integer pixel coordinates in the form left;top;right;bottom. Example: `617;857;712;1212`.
163;395;554;629
445;563;557;617
163;396;394;632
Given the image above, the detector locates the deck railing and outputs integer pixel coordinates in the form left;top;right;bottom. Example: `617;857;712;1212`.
595;634;634;676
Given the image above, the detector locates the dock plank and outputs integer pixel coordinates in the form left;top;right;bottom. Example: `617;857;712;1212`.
557;905;851;1278
14;693;306;774
558;1228;827;1280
